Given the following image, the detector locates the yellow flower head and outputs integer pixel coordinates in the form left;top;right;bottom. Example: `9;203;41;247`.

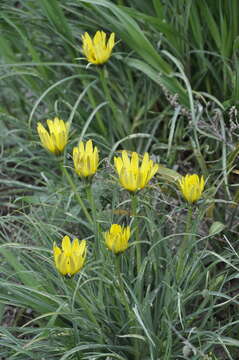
53;236;87;276
73;139;99;178
114;150;159;192
104;224;130;254
82;31;115;65
37;117;69;155
179;174;205;203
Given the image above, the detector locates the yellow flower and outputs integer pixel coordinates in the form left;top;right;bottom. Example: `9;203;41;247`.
53;236;86;276
37;117;69;155
82;31;115;65
104;224;130;254
114;150;159;192
179;174;205;203
73;139;99;178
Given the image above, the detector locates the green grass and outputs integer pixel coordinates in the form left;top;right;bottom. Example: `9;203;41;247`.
1;0;239;359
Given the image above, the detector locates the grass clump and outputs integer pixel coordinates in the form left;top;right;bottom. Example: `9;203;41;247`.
1;1;239;359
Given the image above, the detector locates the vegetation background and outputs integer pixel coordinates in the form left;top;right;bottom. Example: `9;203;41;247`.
1;0;239;359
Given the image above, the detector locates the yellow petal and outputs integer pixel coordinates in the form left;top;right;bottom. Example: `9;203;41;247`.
131;152;139;174
140;152;150;173
93;31;102;45
62;236;72;254
114;156;123;175
86;139;93;154
107;33;115;51
78;239;87;257
53;243;61;256
110;224;121;235
122;150;130;168
148;163;159;181
72;238;80;252
79;141;85;154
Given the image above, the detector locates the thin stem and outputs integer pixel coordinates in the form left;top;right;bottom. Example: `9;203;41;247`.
77;293;104;342
82;78;107;136
115;256;140;360
176;205;193;282
99;67;118;120
85;183;98;237
61;166;93;225
61;277;81;360
67;277;104;348
115;255;131;315
229;205;238;228
85;183;105;309
131;193;141;276
99;67;123;140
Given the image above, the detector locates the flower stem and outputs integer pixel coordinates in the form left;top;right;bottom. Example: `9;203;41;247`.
176;205;193;282
66;277;104;345
99;67;122;140
78;293;104;342
115;255;131;314
61;166;93;226
115;255;140;360
82;78;107;136
131;193;141;276
86;184;97;229
61;277;81;360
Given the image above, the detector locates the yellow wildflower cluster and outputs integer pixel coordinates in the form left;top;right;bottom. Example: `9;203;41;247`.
37;116;205;275
36;30;206;277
